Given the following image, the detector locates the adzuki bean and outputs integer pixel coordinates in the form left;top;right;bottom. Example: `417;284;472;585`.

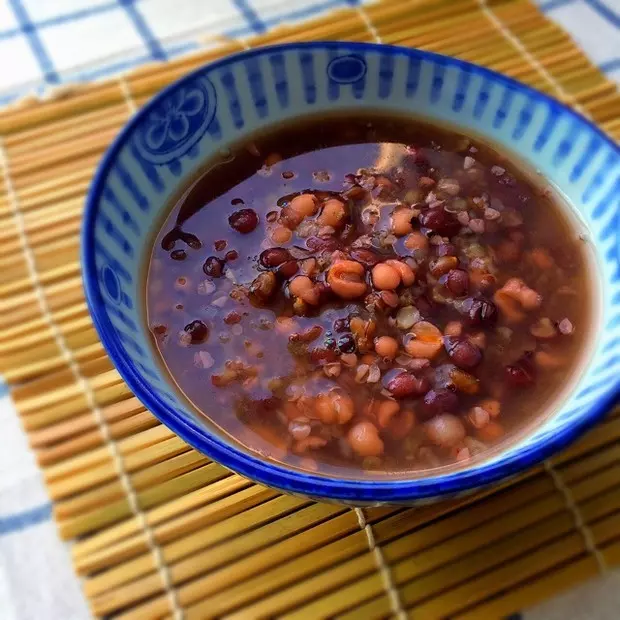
229;208;259;233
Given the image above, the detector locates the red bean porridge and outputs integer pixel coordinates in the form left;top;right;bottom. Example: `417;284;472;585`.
146;113;594;478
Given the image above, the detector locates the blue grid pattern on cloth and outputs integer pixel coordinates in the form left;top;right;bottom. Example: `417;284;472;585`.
0;0;617;106
0;0;366;105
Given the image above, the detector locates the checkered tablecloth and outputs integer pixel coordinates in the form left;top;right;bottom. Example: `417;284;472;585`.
0;1;618;619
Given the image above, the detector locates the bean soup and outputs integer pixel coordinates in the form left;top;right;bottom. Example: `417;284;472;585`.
146;113;594;478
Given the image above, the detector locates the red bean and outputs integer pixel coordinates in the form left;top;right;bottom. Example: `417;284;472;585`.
419;208;460;237
224;311;242;325
306;236;341;252
225;250;239;261
277;260;299;279
333;318;350;333
184;320;209;343
422;389;459;416
310;346;339;365
349;247;383;267
203;256;225;277
386;372;429;399
446;269;469;295
260;247;291;267
229;208;259;233
505;356;536;388
170;249;187;261
444;337;482;369
337;333;357;354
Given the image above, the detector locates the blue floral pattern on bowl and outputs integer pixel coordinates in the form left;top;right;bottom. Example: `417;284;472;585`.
83;42;620;505
135;77;217;164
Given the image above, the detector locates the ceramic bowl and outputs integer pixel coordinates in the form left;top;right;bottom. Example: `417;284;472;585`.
83;42;620;505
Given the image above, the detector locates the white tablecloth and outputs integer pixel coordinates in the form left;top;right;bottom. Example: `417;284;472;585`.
0;1;618;618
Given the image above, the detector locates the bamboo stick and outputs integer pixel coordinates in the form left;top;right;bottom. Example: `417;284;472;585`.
22;381;131;430
401;489;618;618
602;537;620;566
9;129;119;178
24;196;83;228
452;557;598;620
12;153;101;190
405;533;586;617
580;485;620;524
281;572;384;620
590;510;620;545
552;416;620;465
574;80;618;105
17;367;122;416
335;594;392;620
354;483;620;619
26;217;82;250
395;511;574;596
4;104;127;153
75;482;272;575
7;114;125;163
385;493;565;568
59;461;230;539
87;496;318;614
0;261;80;300
569;464;620;503
37;410;158;467
29;396;146;448
0;314;92;356
0;301;87;343
91;494;313;594
133;530;371;620
134;510;363;619
96;501;347;617
71;474;247;560
128;42;243;99
371;475;552;545
2;339;105;382
54;449;208;519
222;551;378;620
0;81;125;135
48;434;192;500
45;423;175;484
557;441;620;480
91;463;617;618
14;170;92;214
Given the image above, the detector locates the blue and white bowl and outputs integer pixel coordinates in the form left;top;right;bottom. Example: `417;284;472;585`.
83;42;620;505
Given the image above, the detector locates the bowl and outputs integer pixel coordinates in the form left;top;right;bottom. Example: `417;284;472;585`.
83;42;620;505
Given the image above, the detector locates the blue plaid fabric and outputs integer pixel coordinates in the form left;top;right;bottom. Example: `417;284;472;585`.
0;0;616;106
0;1;618;619
0;0;369;105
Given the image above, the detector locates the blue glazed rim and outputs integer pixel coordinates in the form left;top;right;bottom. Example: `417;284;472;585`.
83;42;620;502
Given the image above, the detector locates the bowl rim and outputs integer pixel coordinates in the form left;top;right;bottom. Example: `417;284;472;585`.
83;41;620;502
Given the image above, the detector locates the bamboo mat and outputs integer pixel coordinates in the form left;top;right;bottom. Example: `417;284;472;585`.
1;0;619;618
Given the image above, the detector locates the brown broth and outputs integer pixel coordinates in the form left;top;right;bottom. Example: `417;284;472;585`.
145;112;594;479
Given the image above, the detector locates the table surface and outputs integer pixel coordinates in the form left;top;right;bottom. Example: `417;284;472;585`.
0;1;618;619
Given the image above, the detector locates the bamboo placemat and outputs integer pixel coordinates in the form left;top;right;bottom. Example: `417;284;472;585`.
1;0;619;617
